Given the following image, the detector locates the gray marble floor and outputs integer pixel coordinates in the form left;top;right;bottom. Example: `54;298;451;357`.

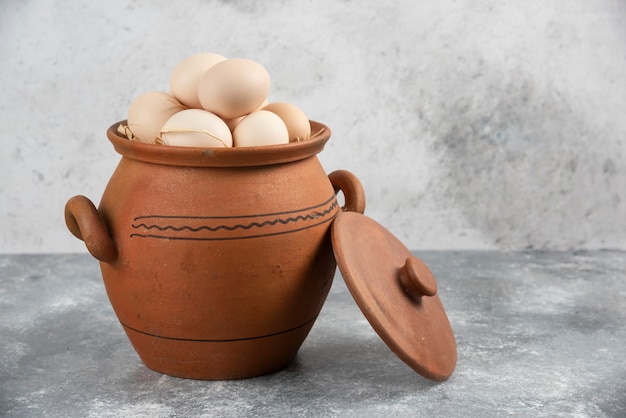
1;251;624;417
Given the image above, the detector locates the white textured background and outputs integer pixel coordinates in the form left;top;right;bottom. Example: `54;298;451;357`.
1;0;625;253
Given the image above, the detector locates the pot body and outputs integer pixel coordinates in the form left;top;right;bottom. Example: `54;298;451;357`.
66;121;364;380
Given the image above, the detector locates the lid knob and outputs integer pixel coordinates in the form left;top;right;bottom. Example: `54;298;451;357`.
398;256;437;299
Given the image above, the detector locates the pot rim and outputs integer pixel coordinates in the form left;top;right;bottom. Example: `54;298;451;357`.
106;120;331;168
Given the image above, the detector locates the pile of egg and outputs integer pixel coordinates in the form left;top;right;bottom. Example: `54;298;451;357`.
125;53;311;148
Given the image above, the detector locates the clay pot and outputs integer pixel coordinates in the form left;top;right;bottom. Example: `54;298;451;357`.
65;120;364;380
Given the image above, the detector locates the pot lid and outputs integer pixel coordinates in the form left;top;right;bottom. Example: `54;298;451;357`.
331;211;457;381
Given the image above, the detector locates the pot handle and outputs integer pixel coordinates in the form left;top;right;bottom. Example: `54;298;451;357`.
64;195;117;264
328;170;366;214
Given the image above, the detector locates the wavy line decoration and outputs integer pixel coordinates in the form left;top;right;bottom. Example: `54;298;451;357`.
130;195;339;241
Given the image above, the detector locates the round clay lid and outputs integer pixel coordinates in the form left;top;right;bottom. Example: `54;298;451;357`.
331;211;457;381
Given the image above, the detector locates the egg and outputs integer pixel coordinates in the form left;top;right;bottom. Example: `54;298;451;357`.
233;110;289;147
262;102;311;142
224;99;269;132
127;92;186;143
160;109;233;148
223;116;244;132
197;58;271;119
170;52;226;108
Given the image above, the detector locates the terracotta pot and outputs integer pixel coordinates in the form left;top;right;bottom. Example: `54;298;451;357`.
65;120;365;380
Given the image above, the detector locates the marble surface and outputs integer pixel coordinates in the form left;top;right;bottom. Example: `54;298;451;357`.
2;0;626;253
1;251;624;417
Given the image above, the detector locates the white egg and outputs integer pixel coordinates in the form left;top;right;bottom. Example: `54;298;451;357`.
160;109;233;148
127;92;186;143
233;110;289;147
262;102;311;142
170;53;226;108
197;58;271;119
